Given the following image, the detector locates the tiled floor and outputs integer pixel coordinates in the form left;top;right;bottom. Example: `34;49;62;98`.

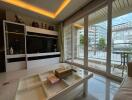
74;74;120;100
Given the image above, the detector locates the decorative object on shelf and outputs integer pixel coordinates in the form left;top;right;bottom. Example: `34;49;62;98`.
52;26;55;31
44;23;47;29
48;25;54;30
30;22;57;31
41;22;43;28
14;14;24;23
50;25;56;31
51;26;54;30
48;25;51;30
32;21;39;27
10;47;14;55
53;26;56;31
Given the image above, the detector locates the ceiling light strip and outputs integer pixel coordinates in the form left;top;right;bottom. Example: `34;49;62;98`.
1;0;71;19
1;0;55;18
73;24;84;28
55;0;71;16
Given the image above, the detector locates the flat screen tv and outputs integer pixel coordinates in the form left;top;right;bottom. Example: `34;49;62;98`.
26;36;57;53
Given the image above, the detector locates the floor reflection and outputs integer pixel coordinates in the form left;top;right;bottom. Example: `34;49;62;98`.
74;74;120;100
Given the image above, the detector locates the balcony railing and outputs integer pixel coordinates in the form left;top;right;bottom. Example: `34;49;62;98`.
77;43;132;64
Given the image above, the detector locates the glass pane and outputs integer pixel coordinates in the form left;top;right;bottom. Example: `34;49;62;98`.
88;6;108;72
5;22;25;55
64;25;72;62
72;18;84;65
111;0;132;78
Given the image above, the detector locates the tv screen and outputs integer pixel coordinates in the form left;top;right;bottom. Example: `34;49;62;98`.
26;36;57;53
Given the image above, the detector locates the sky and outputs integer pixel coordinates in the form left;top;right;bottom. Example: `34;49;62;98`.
112;13;132;26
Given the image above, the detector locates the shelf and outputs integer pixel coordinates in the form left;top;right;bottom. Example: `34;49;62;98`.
26;34;57;39
27;52;60;57
26;26;58;36
6;52;60;59
5;31;25;35
7;54;26;58
5;21;25;34
6;32;25;55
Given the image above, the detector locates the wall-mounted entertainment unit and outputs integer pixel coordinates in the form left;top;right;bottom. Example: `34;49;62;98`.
26;26;58;53
3;20;60;72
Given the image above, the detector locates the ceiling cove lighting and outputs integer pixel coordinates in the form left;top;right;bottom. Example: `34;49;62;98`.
1;0;71;19
73;24;84;28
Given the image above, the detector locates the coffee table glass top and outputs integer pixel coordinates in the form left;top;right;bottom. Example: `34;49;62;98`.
15;64;93;100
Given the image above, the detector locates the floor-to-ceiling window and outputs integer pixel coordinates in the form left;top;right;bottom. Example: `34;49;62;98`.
88;6;108;72
111;0;132;78
72;18;84;65
64;25;72;62
63;0;132;79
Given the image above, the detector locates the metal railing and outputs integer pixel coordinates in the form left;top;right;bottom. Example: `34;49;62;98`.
77;44;132;64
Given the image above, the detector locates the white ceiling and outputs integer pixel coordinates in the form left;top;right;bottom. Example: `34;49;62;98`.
0;0;92;23
23;0;64;13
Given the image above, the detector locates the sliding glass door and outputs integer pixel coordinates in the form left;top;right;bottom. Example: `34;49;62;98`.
72;18;84;65
111;0;132;77
63;0;132;78
88;6;108;72
64;25;72;62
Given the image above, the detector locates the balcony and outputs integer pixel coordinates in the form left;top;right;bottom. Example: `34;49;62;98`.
73;43;132;78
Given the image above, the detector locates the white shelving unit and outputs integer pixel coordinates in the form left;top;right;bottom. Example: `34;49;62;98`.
3;20;60;72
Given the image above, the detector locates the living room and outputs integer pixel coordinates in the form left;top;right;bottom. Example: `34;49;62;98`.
0;0;132;100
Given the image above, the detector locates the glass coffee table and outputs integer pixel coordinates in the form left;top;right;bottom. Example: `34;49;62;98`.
15;65;93;100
